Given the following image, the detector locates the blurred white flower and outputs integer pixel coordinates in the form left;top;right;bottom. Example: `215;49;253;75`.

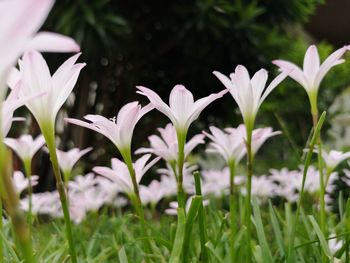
136;123;204;162
68;173;96;193
165;196;209;216
56;147;92;174
13;171;38;194
241;175;276;202
93;154;160;195
140;180;166;205
4;134;45;162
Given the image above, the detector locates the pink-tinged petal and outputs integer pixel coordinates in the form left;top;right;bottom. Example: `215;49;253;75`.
234;65;251;89
136;86;176;124
52;63;85;118
169;85;194;128
303;45;320;82
25;32;80;53
272;60;309;88
213;71;235;90
6;67;20;89
315;46;348;89
251;69;268;108
258;71;288;108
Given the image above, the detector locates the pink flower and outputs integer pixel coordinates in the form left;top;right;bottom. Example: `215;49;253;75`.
93;154;160;195
273;45;349;113
203;124;246;163
213;65;287;128
317;149;350;173
56;147;92;173
4;134;45;162
135;123;205;162
14;51;85;128
65;102;153;154
137;85;227;133
249;127;281;155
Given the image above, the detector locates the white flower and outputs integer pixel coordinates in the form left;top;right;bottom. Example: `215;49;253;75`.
136;123;204;162
203;125;246;163
165;196;209;216
139;180;166;205
65;101;153;153
4;134;45;162
317;149;350;173
93;154;160;195
213;65;287;128
137;84;227;133
68;173;96;193
16;50;85;128
13;171;38;194
273;45;349;113
56;147;92;173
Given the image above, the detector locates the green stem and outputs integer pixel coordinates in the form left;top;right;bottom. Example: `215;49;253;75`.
229;160;236;263
42;123;77;263
63;170;72;190
245;127;253;263
193;171;208;262
122;151;151;260
287;111;326;263
23;159;32;235
176;131;187;210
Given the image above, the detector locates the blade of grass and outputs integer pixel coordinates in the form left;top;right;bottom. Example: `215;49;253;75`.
169;208;186;263
308;215;332;259
268;201;285;259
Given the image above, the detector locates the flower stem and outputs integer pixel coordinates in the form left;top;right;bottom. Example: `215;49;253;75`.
123;151;151;260
23;159;33;235
42;124;77;263
176;131;187;210
229;160;236;262
245;127;253;263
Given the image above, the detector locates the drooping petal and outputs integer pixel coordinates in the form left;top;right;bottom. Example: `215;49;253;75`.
272;60;309;89
25;32;80;53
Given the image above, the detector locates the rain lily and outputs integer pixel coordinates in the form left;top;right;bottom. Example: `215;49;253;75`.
14;50;85;131
249;127;282;156
137;85;227;134
213;65;287;130
203;124;246;164
273;45;349;115
316;149;350;174
140;180;167;206
13;171;38;195
65;101;153;157
4;134;45;162
93;154;160;196
56;147;92;181
135;123;205;162
68;173;97;193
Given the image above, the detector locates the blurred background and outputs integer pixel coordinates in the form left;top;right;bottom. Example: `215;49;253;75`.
11;0;350;190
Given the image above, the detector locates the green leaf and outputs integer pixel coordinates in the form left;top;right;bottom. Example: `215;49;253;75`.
308;215;332;259
169;208;186;263
252;198;273;263
268;201;285;259
118;246;129;263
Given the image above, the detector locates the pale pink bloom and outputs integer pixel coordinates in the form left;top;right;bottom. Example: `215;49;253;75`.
4;134;45;162
328;235;343;255
269;168;300;202
65;101;153;152
137;84;227;132
13;171;38;194
0;0;80;88
203;125;246;163
135;123;205;162
273;45;349;104
68;173;96;192
201;168;245;197
241;175;276;202
93;154;160;195
157;163;197;194
20;191;61;215
250;127;282;155
95;176;123;205
213;65;287;127
56;147;92;173
316;149;350;172
165;196;209;216
140;180;167;205
15;50;85;127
